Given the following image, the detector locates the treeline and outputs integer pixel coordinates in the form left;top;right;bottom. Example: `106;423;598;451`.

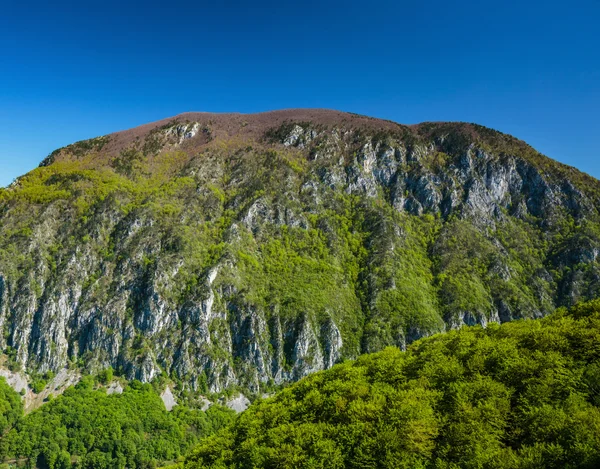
0;379;234;469
186;300;600;469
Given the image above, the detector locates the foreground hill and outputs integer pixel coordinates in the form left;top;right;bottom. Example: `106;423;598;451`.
186;299;600;469
1;109;600;393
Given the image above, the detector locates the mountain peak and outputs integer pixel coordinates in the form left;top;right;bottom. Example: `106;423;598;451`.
38;109;596;198
41;108;405;167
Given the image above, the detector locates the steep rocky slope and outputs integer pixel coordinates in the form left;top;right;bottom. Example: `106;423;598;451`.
0;109;599;393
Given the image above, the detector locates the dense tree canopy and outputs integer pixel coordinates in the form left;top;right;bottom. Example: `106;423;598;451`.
0;380;234;469
186;300;600;469
0;377;22;436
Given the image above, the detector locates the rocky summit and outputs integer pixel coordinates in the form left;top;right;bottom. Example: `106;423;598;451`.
1;109;599;394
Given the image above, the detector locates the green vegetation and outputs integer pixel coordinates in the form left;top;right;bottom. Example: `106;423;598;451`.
2;347;20;372
30;371;55;394
186;300;600;469
0;377;22;435
0;380;235;469
96;367;113;385
40;136;111;167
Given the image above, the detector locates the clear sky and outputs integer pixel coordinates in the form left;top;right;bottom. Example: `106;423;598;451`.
1;0;598;187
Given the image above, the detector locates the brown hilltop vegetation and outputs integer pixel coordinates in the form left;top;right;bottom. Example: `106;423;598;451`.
89;109;406;149
41;108;597;196
45;108;515;158
43;109;406;167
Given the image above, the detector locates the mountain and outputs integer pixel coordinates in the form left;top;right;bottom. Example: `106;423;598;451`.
1;109;599;395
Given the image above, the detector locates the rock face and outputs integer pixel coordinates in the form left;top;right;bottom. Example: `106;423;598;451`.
225;394;251;413
160;386;177;411
0;109;599;393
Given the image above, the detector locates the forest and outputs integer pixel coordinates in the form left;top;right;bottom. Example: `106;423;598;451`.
0;378;234;469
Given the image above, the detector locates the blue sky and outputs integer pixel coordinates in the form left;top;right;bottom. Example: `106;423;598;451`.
0;0;598;187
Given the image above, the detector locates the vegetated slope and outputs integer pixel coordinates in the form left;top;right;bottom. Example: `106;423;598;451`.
0;376;235;469
0;109;600;394
186;299;600;469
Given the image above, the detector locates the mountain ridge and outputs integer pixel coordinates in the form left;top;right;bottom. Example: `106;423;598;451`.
38;109;599;200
